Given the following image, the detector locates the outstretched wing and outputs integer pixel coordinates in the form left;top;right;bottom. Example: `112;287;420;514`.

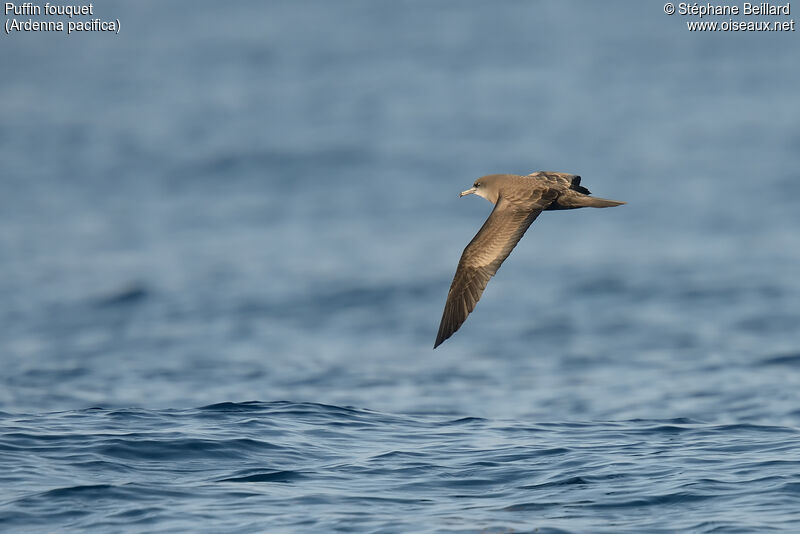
434;196;550;348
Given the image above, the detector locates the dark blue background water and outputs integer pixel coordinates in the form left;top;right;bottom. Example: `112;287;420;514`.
2;1;800;532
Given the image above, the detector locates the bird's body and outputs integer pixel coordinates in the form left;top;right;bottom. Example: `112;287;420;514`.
434;171;624;349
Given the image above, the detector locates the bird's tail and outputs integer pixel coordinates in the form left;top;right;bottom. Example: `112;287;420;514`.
580;196;626;208
547;191;626;210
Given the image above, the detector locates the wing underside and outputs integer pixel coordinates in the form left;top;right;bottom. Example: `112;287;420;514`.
434;199;546;348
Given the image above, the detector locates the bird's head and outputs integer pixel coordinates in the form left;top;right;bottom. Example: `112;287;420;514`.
459;174;506;204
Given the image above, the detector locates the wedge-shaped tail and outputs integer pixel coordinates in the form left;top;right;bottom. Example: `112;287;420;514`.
580;196;625;208
546;191;626;210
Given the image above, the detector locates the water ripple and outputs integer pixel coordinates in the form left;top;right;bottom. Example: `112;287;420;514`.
1;402;799;532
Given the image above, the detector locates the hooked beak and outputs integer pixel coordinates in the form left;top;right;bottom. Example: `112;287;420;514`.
459;186;477;198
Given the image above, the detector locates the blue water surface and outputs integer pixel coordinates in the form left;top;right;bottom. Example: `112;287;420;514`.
1;1;800;532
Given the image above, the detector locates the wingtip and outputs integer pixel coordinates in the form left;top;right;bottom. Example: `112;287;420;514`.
434;323;455;348
434;329;451;349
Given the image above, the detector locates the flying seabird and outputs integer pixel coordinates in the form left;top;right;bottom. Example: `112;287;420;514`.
434;171;625;349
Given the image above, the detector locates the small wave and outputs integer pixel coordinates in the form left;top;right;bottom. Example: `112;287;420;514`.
219;470;305;483
39;484;116;498
519;476;589;490
760;352;800;366
588;491;714;509
92;282;150;308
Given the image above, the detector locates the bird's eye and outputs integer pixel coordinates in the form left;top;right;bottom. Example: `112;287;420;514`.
474;183;480;188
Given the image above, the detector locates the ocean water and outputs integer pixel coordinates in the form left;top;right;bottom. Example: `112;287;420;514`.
2;1;800;532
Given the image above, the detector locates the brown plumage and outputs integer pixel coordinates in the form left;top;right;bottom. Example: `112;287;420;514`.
434;171;624;349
